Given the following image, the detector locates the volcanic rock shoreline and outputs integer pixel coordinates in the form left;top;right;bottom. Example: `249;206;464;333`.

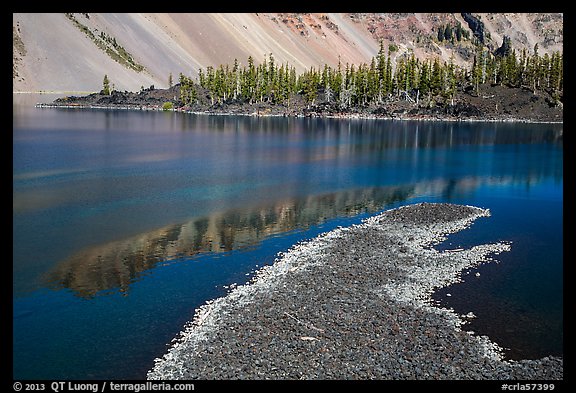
146;203;563;380
42;83;563;123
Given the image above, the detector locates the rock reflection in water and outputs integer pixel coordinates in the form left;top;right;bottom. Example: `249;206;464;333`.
45;186;413;298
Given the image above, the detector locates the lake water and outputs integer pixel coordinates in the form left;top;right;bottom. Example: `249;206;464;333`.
13;98;563;379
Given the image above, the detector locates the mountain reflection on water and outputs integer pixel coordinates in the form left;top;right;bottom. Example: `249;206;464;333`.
44;185;413;298
44;169;545;299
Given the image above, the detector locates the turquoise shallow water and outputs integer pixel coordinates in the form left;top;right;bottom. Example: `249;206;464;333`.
13;103;563;379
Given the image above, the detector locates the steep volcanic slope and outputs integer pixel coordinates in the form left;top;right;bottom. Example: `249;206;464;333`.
13;13;159;92
480;13;563;54
13;13;563;93
13;13;377;92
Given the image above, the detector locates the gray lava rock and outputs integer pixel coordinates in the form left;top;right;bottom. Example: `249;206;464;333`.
147;203;562;380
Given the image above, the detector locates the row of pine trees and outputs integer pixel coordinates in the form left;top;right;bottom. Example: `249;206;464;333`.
470;42;563;97
176;40;563;109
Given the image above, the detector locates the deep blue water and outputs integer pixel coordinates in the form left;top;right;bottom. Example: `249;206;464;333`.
13;101;563;379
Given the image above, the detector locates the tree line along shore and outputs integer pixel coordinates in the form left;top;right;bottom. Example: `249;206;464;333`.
49;39;563;123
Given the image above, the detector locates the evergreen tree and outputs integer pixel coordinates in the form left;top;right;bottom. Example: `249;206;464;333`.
178;72;195;105
322;64;341;104
445;57;457;104
301;66;319;105
232;58;241;100
518;48;528;87
241;57;255;102
549;51;562;92
385;52;393;95
470;45;486;93
506;49;519;86
376;41;387;102
455;23;462;42
331;59;343;101
437;26;444;42
205;65;215;104
419;59;431;96
444;25;453;41
268;53;275;88
198;69;205;88
431;57;443;95
214;64;226;102
531;44;541;92
276;63;286;103
368;57;379;103
355;63;367;105
102;74;111;95
497;55;507;86
541;53;551;89
394;57;406;96
490;54;500;85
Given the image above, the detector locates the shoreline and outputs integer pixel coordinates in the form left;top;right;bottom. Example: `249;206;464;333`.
33;103;564;125
147;203;562;380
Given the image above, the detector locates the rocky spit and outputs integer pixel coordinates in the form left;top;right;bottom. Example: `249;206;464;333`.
147;203;563;380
